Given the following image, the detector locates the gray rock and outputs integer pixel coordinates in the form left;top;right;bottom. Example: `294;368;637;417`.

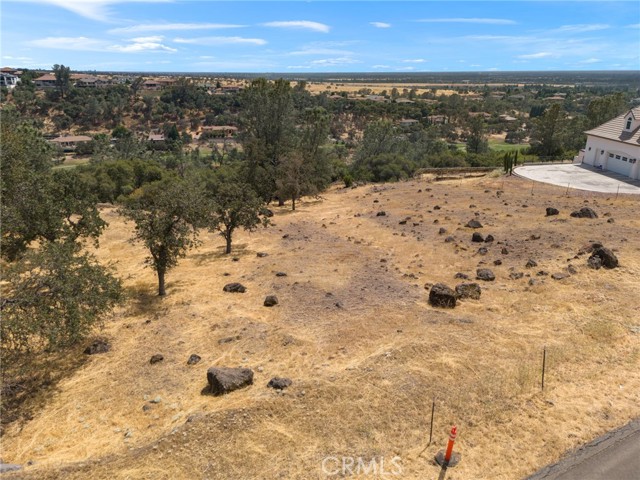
454;272;469;279
587;256;602;269
438;227;447;235
471;232;485;242
206;367;254;395
264;295;279;307
570;207;598;219
476;269;495;281
256;252;269;258
484;235;495;243
149;354;164;364
376;211;386;216
0;464;22;473
187;354;201;365
444;236;455;243
466;219;483;229
223;283;246;293
551;273;569;280
267;377;292;390
525;259;538;268
428;283;457;308
275;272;287;277
455;283;481;300
546;207;560;216
589;247;618;269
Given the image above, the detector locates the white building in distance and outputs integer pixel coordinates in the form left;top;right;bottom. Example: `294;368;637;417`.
577;107;640;180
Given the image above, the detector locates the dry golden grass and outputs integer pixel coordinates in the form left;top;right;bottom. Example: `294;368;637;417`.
2;174;639;479
303;82;457;97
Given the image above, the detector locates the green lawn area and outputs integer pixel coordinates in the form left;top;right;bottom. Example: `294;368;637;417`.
488;139;529;152
52;156;91;170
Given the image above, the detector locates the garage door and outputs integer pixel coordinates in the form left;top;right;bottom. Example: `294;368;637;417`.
607;153;632;176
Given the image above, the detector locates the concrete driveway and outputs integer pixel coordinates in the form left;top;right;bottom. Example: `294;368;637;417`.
514;164;640;194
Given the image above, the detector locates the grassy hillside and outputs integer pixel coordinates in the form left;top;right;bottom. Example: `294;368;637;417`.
3;173;639;479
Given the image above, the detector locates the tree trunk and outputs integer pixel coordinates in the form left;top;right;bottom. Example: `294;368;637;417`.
225;230;232;254
278;198;285;207
291;195;296;211
158;269;166;296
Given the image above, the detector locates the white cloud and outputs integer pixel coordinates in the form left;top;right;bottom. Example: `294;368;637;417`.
627;24;640;29
109;23;244;34
402;58;427;63
174;36;267;46
16;0;170;22
417;18;517;25
28;35;176;53
579;58;601;64
370;22;391;28
130;36;164;43
550;24;609;33
111;38;176;53
286;65;312;69
310;57;362;65
517;52;554;59
262;21;330;33
28;36;110;51
372;64;390;69
288;48;353;56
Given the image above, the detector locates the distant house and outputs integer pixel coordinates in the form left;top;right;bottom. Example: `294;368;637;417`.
34;73;57;88
544;95;565;102
143;79;161;90
0;73;19;90
49;135;92;151
575;107;640;180
73;75;109;88
395;98;415;104
148;133;166;142
499;114;518;122
364;94;389;103
427;115;448;125
469;112;491;119
397;118;419;127
200;125;238;138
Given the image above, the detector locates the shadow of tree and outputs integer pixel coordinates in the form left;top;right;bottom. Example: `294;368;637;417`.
1;345;88;435
190;244;251;265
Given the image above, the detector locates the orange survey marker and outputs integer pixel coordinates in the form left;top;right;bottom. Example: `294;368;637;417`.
435;425;461;467
444;426;457;463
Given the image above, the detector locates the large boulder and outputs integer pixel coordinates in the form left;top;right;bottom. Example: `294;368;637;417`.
476;269;496;281
455;283;482;300
206;367;254;396
546;207;560;216
428;283;457;308
589;247;618;269
466;219;483;229
570;207;598;219
223;283;246;293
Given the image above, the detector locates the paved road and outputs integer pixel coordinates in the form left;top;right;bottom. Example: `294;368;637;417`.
514;164;640;194
526;419;640;480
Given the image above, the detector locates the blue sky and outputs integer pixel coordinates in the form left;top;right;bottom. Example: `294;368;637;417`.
2;1;639;72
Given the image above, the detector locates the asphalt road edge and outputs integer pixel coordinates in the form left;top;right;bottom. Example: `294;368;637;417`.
524;418;640;480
